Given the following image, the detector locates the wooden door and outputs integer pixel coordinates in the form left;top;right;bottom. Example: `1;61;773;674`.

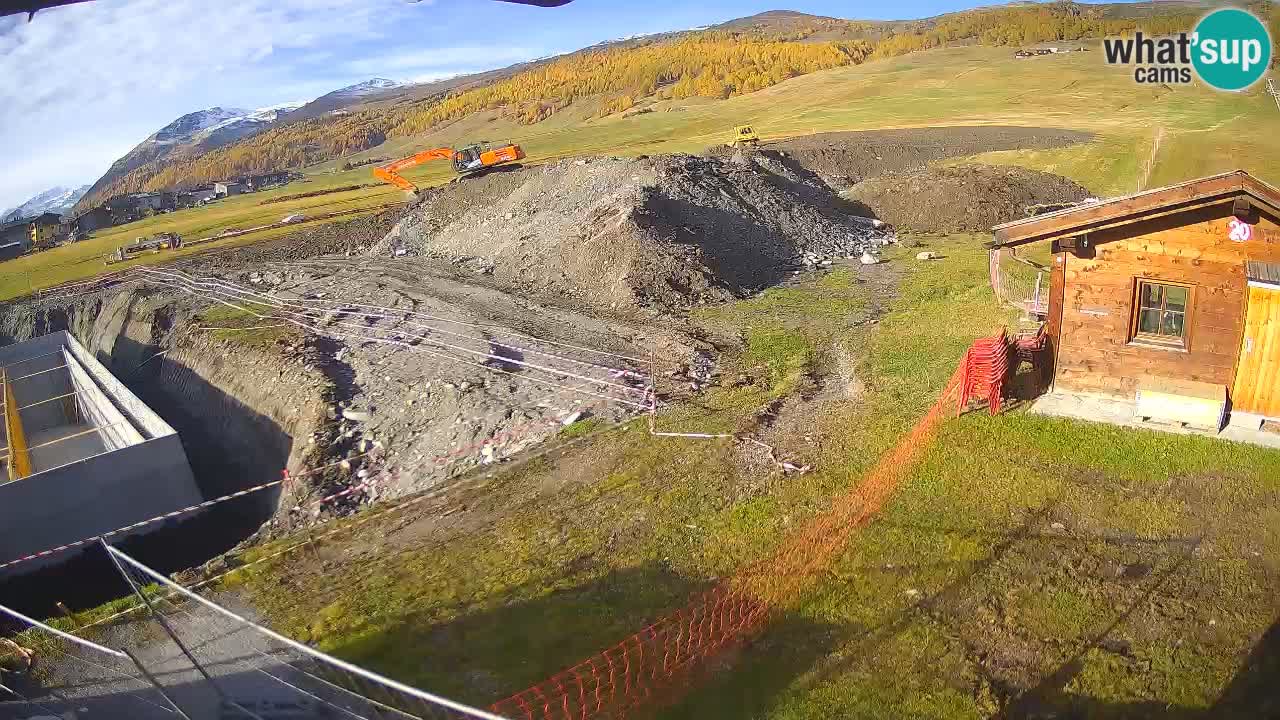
1233;285;1280;417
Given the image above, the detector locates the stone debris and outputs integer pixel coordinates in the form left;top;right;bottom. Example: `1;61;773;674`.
373;154;898;316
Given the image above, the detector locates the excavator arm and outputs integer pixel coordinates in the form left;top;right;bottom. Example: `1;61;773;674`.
372;147;455;194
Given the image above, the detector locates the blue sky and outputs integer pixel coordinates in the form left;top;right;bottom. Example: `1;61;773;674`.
0;0;1088;209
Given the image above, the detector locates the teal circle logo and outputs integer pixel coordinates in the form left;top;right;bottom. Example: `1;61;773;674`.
1192;8;1272;91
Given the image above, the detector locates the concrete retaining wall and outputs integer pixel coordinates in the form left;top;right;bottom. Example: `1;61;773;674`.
63;347;143;451
64;332;173;439
0;331;203;573
2;336;70;434
0;434;201;567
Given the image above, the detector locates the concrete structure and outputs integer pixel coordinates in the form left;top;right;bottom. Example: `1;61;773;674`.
0;332;202;573
1032;391;1280;450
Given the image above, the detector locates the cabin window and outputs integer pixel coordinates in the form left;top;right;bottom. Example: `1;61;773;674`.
1131;280;1192;349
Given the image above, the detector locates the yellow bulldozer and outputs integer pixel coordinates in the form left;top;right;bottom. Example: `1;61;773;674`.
731;125;760;147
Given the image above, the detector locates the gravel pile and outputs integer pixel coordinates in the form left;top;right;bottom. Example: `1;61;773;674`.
375;154;895;316
841;164;1092;233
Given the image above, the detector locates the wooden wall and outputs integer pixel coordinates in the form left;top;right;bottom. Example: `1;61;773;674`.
1053;202;1280;398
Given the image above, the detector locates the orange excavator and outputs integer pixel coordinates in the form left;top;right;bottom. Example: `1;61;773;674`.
373;142;526;193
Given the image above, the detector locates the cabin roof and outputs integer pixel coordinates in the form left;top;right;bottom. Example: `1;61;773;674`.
989;170;1280;248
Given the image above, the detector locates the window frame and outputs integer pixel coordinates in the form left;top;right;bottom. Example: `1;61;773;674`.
1129;278;1195;351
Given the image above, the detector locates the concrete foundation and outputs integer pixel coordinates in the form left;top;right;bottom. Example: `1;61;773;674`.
1032;391;1280;450
0;332;202;573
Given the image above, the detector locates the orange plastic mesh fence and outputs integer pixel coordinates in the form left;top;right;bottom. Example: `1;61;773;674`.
486;333;1010;720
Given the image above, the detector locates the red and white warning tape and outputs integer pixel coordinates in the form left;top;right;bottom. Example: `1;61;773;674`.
0;452;375;572
0;397;608;573
0;480;283;571
76;409;627;633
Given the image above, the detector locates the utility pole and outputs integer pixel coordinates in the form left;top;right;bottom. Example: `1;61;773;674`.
1268;79;1280;113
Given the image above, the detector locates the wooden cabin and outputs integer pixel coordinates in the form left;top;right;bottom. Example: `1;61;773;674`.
990;171;1280;428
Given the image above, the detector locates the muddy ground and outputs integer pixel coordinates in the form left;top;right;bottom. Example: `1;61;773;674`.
843;164;1093;233
710;126;1094;190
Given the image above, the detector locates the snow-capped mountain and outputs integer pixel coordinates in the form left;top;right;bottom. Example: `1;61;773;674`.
80;102;306;210
2;185;91;222
286;79;404;122
80;80;400;210
329;78;401;100
153;107;249;145
197;101;306;146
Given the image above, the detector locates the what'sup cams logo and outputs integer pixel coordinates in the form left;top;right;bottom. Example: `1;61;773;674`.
1104;8;1272;90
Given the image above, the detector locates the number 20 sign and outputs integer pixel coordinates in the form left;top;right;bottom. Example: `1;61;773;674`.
1228;218;1253;243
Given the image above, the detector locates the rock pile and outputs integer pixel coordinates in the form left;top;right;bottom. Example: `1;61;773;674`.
374;154;898;316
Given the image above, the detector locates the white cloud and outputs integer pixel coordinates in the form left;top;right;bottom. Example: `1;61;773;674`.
0;0;562;210
0;0;414;208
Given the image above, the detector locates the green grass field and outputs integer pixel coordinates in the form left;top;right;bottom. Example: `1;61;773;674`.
14;39;1280;716
4;44;1277;301
171;232;1279;718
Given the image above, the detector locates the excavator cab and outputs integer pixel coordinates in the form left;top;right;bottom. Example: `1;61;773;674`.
452;143;488;174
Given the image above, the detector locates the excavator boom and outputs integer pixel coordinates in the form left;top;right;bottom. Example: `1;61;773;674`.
373;143;526;193
373;147;454;193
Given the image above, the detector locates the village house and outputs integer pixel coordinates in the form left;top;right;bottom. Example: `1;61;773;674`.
0;213;67;258
71;206;113;238
0;240;24;262
0;218;31;260
178;187;219;207
990;170;1280;437
128;192;167;212
214;181;247;198
28;212;66;248
246;171;295;191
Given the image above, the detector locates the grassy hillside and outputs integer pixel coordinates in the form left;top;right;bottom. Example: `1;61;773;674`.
8;40;1280;302
334;36;1280;197
22;16;1280;715
0;176;402;300
82;0;1259;208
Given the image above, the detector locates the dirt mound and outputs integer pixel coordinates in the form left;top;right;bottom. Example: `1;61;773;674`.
841;164;1092;233
375;155;891;316
708;126;1092;190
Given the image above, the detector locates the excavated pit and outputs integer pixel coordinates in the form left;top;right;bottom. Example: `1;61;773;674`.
0;134;1099;614
0;290;331;612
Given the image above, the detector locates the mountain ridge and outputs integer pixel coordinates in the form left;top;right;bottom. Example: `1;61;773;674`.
2;185;91;222
75;3;1236;212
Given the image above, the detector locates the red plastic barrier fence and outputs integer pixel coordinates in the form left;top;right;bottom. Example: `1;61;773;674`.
488;332;1011;720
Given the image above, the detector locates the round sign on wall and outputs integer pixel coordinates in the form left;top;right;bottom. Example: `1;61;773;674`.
1228;217;1253;243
